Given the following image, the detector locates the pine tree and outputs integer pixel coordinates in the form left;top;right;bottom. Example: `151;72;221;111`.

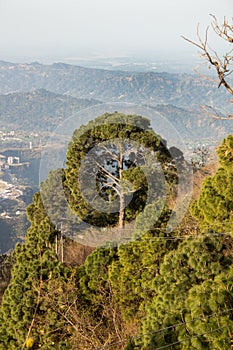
192;135;233;233
0;112;187;349
182;264;233;349
108;207;177;321
65;112;174;228
0;192;71;349
139;234;233;349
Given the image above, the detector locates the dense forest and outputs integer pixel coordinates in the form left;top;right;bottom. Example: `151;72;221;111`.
0;15;233;350
0;111;232;349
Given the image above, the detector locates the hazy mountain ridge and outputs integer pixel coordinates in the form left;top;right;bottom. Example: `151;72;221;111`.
0;89;100;131
149;104;231;141
0;88;230;143
0;60;230;109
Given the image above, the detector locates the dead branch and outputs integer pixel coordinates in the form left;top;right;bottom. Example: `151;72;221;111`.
181;15;233;120
201;105;233;120
181;28;233;96
210;14;233;43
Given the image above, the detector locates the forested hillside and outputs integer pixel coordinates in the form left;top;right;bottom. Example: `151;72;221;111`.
0;89;100;131
0;9;233;350
0;112;232;349
0;89;231;143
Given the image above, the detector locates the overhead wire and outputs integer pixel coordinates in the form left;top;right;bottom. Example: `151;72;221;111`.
152;325;229;350
94;307;233;349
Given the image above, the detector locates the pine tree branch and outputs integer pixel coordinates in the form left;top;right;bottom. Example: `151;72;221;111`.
21;248;43;350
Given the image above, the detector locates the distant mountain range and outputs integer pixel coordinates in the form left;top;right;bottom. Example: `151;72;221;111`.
0;60;231;110
0;60;232;252
0;60;232;144
0;89;231;145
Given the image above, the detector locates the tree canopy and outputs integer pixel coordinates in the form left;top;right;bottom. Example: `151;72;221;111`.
1;107;233;349
65;112;175;230
192;135;233;232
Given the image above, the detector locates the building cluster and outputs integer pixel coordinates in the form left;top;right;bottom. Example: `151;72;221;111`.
0;154;22;171
0;180;23;201
0;171;25;218
0;130;15;136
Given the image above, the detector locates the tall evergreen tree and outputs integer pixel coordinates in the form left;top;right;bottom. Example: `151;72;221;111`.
182;264;233;349
65;112;174;229
139;234;233;349
0;192;71;349
192;135;233;232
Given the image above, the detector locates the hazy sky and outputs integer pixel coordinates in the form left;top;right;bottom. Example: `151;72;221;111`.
0;0;232;61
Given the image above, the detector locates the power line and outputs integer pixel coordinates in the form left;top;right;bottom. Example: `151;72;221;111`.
154;326;228;350
94;307;233;350
153;325;228;350
131;232;231;241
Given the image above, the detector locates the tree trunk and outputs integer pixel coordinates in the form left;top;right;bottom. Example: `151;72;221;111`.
119;190;125;229
118;145;124;229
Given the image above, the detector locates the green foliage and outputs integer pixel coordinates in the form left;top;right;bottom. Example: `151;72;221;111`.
0;253;14;304
40;168;78;236
0;191;72;349
192;135;233;233
138;234;233;349
65;112;173;228
217;135;233;166
78;244;118;304
1;109;233;349
182;266;233;349
124;338;137;349
108;208;177;319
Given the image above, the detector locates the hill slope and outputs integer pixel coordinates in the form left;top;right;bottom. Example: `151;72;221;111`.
0;60;231;109
0;89;231;142
0;89;100;131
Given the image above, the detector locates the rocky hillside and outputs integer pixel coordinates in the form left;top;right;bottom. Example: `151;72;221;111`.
0;60;231;110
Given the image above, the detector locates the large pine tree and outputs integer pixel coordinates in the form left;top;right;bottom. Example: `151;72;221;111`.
139;234;233;349
65;112;174;229
192;135;233;233
0;192;71;349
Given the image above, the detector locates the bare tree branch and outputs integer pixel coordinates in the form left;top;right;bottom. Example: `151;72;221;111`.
201;105;233;120
181;15;233;120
